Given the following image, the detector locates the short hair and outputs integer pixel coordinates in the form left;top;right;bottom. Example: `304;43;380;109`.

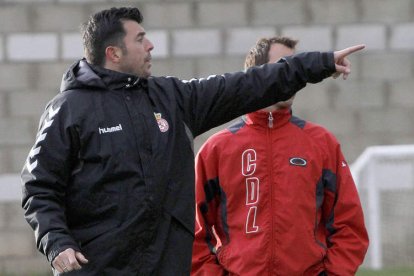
244;36;298;70
81;7;143;66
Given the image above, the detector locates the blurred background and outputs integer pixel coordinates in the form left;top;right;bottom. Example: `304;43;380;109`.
0;0;413;275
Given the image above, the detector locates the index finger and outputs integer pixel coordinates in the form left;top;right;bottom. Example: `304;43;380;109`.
335;44;365;58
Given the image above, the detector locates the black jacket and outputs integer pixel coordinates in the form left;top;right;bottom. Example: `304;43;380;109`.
21;52;335;275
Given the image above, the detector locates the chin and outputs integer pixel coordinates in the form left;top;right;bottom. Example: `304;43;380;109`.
137;71;151;78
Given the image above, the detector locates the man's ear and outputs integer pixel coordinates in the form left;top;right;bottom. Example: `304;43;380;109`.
105;46;122;64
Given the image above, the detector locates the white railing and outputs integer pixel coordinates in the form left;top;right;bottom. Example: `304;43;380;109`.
351;144;414;269
0;173;21;202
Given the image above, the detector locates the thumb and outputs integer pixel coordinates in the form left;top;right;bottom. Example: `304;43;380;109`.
75;251;89;264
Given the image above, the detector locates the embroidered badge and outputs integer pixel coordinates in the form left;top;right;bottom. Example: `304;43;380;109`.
154;112;169;133
289;157;307;167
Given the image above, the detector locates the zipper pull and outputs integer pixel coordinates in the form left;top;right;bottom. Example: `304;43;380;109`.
268;112;273;128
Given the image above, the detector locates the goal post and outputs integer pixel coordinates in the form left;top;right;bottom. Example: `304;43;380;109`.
351;144;414;270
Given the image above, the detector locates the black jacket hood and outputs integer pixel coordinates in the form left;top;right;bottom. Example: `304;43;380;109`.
60;58;145;92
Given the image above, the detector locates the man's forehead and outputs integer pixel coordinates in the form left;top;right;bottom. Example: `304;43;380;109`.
122;19;145;33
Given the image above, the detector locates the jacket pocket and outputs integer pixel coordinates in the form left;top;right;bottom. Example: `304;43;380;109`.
216;245;229;268
71;219;117;248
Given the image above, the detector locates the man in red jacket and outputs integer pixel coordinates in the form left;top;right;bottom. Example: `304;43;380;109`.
191;36;369;276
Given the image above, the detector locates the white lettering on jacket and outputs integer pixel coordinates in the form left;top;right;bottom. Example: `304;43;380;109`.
98;124;123;134
25;106;61;174
242;149;260;234
242;149;256;176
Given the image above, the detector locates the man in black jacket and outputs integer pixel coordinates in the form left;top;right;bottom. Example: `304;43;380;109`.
21;6;364;276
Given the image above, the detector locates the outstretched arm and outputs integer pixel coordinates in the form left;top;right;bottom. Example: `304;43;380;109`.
179;45;365;137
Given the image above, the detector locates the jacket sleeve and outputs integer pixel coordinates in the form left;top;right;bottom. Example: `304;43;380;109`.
322;143;369;275
21;97;81;263
174;51;335;137
191;143;227;276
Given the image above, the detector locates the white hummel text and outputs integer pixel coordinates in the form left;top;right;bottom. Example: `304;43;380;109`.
99;124;123;134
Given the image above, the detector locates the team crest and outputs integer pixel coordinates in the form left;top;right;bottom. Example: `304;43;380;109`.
154;112;169;132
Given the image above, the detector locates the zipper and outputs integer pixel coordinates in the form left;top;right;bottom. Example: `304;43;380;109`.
268;120;275;274
268;112;274;128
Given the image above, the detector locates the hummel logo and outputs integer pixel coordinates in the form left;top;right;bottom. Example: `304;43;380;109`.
98;124;123;134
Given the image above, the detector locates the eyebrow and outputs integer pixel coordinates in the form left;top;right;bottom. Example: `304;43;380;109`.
136;32;146;39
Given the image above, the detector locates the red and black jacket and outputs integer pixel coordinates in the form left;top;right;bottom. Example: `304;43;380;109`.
192;109;368;276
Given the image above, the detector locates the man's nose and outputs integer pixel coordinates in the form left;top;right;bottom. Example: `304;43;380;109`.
147;39;154;52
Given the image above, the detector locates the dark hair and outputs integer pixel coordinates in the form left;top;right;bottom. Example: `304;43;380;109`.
81;7;143;66
244;36;298;69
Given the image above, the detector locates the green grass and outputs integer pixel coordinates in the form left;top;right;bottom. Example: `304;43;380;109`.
357;268;414;276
